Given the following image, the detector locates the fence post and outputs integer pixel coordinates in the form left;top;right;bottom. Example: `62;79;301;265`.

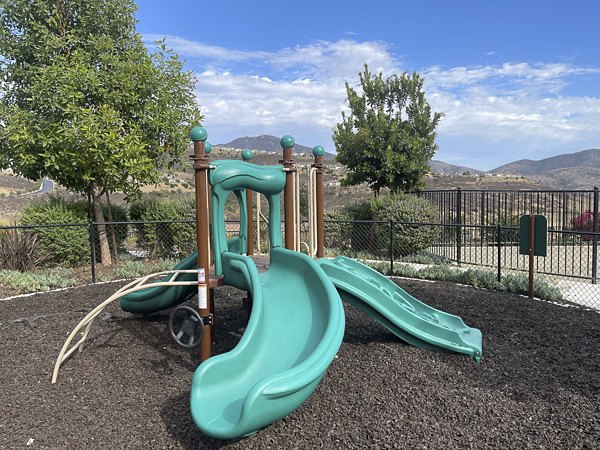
592;186;599;284
88;220;97;283
480;190;486;243
456;187;462;266
389;220;394;275
497;223;502;282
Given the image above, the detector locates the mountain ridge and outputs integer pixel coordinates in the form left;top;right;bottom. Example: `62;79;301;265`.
489;148;600;189
216;135;599;189
217;135;335;158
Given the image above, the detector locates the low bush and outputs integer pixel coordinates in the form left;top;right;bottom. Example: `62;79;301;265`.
0;227;44;271
129;196;196;257
20;198;129;266
384;263;564;302
324;209;353;251
21;200;89;267
0;267;77;294
326;193;439;258
485;214;521;243
571;210;600;241
104;257;179;281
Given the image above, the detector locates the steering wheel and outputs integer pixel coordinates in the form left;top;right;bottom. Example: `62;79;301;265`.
169;306;204;349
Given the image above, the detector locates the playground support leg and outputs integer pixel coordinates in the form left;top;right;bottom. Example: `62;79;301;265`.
191;128;213;362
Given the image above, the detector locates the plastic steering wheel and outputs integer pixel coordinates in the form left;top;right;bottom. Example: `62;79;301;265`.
169;306;204;349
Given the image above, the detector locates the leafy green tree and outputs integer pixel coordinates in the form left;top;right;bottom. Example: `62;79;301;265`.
333;64;442;196
0;0;202;265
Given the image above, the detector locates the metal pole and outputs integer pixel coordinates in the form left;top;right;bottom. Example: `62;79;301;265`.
88;219;96;283
456;187;462;266
389;220;394;274
190;126;213;362
528;214;535;299
242;149;254;255
312;145;325;258
497;223;502;282
280;135;296;250
592;186;598;284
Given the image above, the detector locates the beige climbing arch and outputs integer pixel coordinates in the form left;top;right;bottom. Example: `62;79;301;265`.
51;270;198;384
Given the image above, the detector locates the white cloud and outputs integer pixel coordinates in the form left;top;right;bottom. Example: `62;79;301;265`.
147;34;600;168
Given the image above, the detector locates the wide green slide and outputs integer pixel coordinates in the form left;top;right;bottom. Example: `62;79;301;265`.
190;247;345;439
317;256;482;363
119;251;198;314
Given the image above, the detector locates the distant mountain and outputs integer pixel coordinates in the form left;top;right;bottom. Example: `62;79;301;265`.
218;135;335;159
428;160;485;176
490;148;600;189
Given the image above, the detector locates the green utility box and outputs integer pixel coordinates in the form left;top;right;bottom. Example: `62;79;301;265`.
519;214;548;257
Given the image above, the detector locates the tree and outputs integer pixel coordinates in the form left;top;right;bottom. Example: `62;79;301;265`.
333;64;442;196
0;0;202;265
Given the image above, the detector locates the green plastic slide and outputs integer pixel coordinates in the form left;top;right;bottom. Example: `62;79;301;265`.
317;256;482;363
119;251;198;314
190;247;345;439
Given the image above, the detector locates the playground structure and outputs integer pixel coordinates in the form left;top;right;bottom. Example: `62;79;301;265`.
52;127;483;440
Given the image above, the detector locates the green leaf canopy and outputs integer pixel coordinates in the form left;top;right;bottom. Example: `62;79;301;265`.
333;64;442;195
0;0;203;198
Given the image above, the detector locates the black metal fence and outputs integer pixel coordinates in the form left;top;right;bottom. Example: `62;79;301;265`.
1;215;598;307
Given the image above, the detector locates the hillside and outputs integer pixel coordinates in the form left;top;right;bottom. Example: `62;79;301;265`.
218;135;335;159
490;148;600;189
428;160;485;176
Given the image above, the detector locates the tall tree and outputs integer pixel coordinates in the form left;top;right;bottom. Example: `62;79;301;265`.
333;64;442;196
0;0;202;265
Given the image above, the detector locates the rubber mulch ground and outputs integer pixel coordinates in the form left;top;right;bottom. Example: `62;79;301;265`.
1;278;599;449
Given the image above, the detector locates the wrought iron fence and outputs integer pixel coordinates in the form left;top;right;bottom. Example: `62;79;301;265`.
323;219;599;308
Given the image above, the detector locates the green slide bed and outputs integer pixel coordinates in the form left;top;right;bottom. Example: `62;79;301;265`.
190;247;345;439
119;251;198;314
317;256;482;363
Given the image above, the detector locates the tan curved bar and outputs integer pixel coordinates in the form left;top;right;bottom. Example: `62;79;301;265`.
51;270;198;384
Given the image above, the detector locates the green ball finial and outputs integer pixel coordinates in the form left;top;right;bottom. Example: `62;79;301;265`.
280;135;295;149
190;126;207;142
241;148;253;161
205;142;213;154
312;145;325;157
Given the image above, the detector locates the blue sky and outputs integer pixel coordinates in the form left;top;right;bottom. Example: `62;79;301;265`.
136;0;600;170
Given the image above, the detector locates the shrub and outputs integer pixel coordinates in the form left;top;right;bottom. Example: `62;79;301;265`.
324;209;353;251
21;201;89;267
571;210;600;241
485;214;521;244
332;193;439;258
20;197;129;266
129;195;196;257
62;200;128;259
0;227;44;271
106;257;178;280
0;267;77;295
387;263;564;302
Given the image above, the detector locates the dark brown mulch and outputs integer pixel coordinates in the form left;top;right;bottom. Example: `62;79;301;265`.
1;278;599;449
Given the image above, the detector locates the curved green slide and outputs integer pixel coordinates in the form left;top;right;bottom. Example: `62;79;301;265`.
317;256;482;363
119;251;198;314
190;247;345;439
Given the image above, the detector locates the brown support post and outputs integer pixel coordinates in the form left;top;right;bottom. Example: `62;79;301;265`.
241;149;254;255
312;145;326;258
190;126;213;362
528;214;535;299
280;135;296;250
